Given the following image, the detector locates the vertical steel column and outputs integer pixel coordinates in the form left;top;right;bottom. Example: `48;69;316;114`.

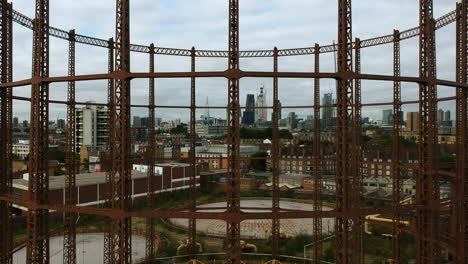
145;43;156;261
63;29;77;264
188;46;197;258
312;44;322;264
391;29;402;264
0;1;12;263
103;37;114;264
226;0;241;263
27;0;50;262
104;0;132;262
417;0;439;263
352;38;362;264
455;1;468;263
271;47;280;259
336;0;355;262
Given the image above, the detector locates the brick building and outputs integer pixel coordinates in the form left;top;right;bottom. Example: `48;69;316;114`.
12;163;203;213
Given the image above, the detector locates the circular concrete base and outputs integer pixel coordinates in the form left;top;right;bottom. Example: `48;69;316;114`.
169;200;335;239
13;233;146;264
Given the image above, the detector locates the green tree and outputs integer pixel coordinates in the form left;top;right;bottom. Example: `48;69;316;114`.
278;129;293;139
240;127;292;139
323;247;335;262
250;151;268;171
170;125;187;135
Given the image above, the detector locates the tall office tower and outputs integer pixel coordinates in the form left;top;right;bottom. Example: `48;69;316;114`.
133;116;142;128
438;109;444;125
155;118;162;127
287;112;297;130
22;120;29;129
406;112;420;132
321;93;334;129
242;94;255;125
444;110;451;122
140;117;149;128
57;119;66;130
75;101;110;152
382;109;393;126
278;100;282;120
13;117;18;129
255;85;268;122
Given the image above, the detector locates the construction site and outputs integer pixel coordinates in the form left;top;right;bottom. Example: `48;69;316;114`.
0;0;467;263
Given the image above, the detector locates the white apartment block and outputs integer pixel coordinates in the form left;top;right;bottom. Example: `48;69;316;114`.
12;140;30;159
75;102;109;152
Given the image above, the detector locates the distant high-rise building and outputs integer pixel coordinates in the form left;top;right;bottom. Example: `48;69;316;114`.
441;110;453;127
382;109;393;126
287;112;297;130
133;116;142;128
75;102;109;152
406;112;419;131
57;119;66;130
437;109;453;127
278;100;282;120
155;118;162;127
242;94;255;125
140;117;149;128
321;93;334;128
13;117;18;129
255;85;268;122
438;109;444;125
22;120;29;129
444;110;451;122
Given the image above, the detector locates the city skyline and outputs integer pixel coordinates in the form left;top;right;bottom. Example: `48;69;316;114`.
8;0;458;122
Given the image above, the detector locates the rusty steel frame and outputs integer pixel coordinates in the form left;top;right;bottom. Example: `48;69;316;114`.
226;1;241;263
335;0;360;263
63;29;77;264
416;0;440;263
188;46;197;259
456;2;468;264
352;37;362;264
26;0;50;263
0;1;12;263
103;36;115;264
312;43;322;264
144;43;157;260
104;0;132;263
392;29;403;264
271;47;280;259
0;0;466;263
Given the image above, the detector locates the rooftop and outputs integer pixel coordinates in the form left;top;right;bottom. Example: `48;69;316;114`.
13;170;147;191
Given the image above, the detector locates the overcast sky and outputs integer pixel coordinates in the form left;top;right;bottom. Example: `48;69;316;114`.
9;0;460;123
